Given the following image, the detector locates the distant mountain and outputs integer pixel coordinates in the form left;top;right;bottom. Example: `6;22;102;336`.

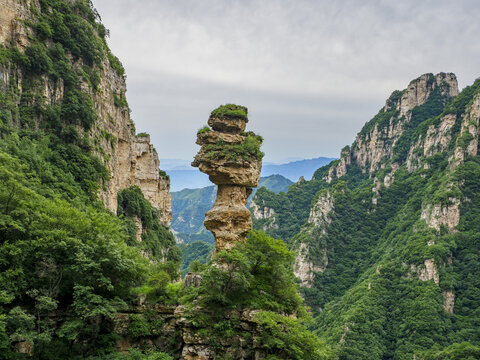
261;157;337;181
172;174;294;244
165;157;336;191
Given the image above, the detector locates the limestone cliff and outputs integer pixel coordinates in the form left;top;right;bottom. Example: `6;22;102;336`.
325;73;458;182
192;104;263;252
0;0;171;225
293;190;333;287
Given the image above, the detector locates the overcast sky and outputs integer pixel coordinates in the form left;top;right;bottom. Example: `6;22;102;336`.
92;0;480;163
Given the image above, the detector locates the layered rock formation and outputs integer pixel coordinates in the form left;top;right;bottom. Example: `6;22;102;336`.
114;304;267;359
0;0;171;225
192;104;263;252
325;73;459;181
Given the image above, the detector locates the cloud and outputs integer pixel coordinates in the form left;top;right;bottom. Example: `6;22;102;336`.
92;0;480;162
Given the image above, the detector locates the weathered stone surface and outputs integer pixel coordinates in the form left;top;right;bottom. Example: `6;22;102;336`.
193;106;262;253
204;185;253;251
193;157;261;187
208;116;246;133
443;290;455;314
183;272;203;288
294;243;327;287
421;198;460;233
196;130;245;146
411;259;439;284
293;190;333;287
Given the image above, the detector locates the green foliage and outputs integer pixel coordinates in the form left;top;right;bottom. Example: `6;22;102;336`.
197;126;211;134
178;241;213;276
255;311;333;360
158;169;169;180
36;0;104;66
86;348;173;360
210;104;248;121
252;179;327;243
0;150;150;357
202;134;264;162
136;132;149;138
392;85;454;162
113;92;129;109
418;342;480;360
117;186;181;264
25;42;53;75
177;231;331;358
107;51;125;79
184;231;302;315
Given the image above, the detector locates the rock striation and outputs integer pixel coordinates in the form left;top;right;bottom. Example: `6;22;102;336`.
192;105;263;252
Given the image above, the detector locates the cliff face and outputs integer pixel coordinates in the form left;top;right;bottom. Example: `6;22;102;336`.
0;0;171;225
326;73;458;181
192;105;263;253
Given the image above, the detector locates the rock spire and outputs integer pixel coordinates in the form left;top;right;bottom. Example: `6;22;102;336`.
192;104;263;252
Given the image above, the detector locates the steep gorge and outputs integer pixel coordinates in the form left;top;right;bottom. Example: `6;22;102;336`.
252;72;480;358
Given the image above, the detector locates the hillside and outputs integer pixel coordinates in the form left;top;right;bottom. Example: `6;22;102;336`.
251;72;480;358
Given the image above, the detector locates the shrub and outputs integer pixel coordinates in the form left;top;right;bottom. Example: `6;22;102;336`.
210;104;248;121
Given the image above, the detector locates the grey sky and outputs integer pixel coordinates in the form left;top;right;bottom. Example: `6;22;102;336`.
92;0;480;163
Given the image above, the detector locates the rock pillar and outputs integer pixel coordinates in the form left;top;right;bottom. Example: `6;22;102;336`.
192;104;263;252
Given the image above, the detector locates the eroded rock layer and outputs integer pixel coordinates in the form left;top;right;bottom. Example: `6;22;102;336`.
192;105;262;252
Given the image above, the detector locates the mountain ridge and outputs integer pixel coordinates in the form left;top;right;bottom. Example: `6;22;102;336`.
251;72;480;358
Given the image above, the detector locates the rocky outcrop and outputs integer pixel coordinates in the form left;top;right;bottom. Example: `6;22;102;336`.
192;105;263;252
294;243;327;287
408;259;439;285
443;290;455;314
113;305;268;360
398;73;458;117
407;114;457;172
325;73;459;182
293;191;333;287
420;198;460;233
0;0;172;226
251;201;275;220
308;190;334;228
0;0;35;47
451;92;480;169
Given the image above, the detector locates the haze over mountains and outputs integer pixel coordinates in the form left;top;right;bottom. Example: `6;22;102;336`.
163;157;336;191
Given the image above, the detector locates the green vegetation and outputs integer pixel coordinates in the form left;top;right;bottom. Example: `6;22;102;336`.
117;186;181;264
203;134;264;162
197;126;211;134
210;104;248;121
178;231;332;359
0;149;149;358
136;132;150;138
0;1;183;357
251;77;480;359
178;241;213;276
158;169;169;180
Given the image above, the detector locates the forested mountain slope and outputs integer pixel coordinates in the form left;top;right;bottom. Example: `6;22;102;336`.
251;72;480;359
0;0;180;357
